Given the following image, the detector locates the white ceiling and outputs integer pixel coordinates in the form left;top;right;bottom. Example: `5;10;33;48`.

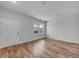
0;1;79;21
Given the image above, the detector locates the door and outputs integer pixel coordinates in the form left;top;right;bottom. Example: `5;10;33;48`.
0;19;21;48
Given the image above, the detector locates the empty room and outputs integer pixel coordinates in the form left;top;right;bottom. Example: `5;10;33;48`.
0;0;79;58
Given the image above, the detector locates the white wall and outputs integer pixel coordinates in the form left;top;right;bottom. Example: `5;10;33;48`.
0;9;46;48
47;8;79;43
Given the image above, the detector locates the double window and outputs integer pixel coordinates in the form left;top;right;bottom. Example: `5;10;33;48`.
34;23;44;33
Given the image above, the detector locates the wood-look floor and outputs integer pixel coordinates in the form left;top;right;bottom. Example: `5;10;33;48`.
0;38;79;58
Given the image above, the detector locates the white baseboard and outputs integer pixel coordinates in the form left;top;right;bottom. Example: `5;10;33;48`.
47;36;79;44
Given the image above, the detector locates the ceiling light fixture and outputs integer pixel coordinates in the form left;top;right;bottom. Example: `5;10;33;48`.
11;0;17;3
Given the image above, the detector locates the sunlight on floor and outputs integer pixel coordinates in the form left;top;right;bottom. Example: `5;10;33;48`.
31;40;45;57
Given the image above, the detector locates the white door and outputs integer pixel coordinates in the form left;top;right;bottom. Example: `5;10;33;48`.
0;20;3;41
0;19;21;48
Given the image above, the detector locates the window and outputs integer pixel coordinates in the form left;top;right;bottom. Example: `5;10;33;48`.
34;24;38;33
33;23;44;33
39;24;44;33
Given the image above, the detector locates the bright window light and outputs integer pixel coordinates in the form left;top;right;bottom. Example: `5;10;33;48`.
40;24;44;28
34;24;38;28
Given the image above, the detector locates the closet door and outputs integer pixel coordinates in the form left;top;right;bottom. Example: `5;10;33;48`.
0;20;2;41
0;19;21;48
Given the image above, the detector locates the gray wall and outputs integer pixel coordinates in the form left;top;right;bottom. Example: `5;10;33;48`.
0;9;46;48
47;10;79;43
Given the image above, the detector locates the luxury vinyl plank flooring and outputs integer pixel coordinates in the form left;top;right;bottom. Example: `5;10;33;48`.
0;38;79;58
